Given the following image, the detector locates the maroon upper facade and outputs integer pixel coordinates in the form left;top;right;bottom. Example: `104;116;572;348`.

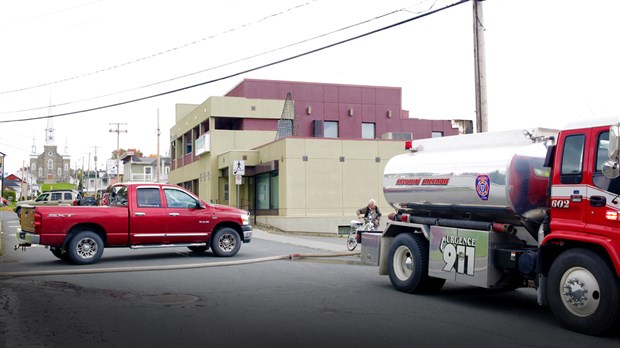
226;79;458;139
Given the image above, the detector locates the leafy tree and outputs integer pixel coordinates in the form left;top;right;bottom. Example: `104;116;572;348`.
111;148;143;158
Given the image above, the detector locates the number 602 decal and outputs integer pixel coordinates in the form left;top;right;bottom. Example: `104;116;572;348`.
551;199;570;209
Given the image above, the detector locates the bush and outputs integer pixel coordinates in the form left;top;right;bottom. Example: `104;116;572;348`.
2;189;16;202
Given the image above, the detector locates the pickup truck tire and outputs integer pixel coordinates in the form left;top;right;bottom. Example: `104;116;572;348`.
15;206;21;218
210;228;241;257
67;231;104;265
547;248;620;335
388;233;444;294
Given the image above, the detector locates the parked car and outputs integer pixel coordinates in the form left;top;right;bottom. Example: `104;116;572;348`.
0;197;8;206
15;190;81;217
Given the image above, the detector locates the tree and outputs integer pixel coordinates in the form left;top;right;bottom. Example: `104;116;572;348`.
111;148;143;159
111;149;127;158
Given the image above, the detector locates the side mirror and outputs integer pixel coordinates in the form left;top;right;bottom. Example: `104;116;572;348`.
602;160;620;179
609;125;620;160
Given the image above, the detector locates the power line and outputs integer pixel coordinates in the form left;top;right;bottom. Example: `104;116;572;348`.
0;0;470;124
2;4;409;115
0;0;319;95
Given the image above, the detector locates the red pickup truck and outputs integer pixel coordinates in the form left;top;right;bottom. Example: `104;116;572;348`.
18;183;252;264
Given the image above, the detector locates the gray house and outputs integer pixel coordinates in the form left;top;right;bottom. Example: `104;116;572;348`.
121;152;170;183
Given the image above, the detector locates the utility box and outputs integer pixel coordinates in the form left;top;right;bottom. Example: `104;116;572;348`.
361;232;382;266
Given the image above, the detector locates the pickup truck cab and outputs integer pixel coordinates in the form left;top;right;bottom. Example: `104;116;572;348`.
18;183;252;264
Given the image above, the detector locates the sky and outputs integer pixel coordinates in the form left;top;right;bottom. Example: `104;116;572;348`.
1;0;619;176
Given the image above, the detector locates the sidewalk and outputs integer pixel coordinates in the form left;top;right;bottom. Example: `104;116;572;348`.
252;228;348;253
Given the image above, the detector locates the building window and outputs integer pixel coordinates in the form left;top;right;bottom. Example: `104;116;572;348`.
256;172;279;210
64;163;69;171
257;174;268;209
324;121;338;139
362;123;375;139
270;174;279;209
48;159;53;170
214;117;242;130
57;168;61;177
144;166;153;181
38;168;43;176
432;131;443;138
31;163;36;171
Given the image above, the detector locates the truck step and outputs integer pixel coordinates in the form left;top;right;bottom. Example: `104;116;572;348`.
130;243;207;250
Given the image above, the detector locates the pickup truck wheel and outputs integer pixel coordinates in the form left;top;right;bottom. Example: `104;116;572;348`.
211;228;241;257
50;247;69;261
388;233;441;294
15;207;21;218
67;231;104;265
547;248;620;335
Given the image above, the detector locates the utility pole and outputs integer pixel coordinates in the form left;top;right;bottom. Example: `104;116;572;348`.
109;123;128;183
473;0;488;133
90;146;100;197
156;110;161;183
20;161;24;200
87;152;91;195
0;152;5;202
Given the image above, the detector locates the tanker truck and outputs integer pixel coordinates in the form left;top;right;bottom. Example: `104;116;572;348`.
363;118;620;335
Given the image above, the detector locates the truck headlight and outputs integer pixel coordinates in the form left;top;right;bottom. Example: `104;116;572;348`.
241;213;250;225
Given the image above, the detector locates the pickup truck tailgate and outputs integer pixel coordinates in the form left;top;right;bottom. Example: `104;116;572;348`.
19;205;36;233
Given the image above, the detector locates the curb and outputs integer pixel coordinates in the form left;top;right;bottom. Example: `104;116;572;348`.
0;251;361;278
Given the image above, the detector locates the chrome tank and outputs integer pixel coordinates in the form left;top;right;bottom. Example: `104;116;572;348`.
383;128;558;234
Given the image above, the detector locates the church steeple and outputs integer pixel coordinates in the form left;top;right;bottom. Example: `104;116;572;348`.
45;117;55;145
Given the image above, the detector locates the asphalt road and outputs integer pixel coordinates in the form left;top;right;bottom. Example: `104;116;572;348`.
1;211;619;348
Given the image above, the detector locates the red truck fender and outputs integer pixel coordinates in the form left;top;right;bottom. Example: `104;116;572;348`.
542;231;620;277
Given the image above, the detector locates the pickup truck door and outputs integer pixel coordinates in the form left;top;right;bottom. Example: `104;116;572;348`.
163;187;213;243
131;186;170;244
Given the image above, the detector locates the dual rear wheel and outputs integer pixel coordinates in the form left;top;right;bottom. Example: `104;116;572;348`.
388;233;445;294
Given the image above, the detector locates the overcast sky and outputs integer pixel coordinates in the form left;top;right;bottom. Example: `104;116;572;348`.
1;0;619;175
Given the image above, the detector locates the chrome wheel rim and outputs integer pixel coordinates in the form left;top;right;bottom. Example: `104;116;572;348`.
559;266;600;317
393;245;413;281
218;234;236;252
76;237;98;259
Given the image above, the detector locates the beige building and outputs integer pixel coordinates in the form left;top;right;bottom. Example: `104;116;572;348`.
170;79;464;233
